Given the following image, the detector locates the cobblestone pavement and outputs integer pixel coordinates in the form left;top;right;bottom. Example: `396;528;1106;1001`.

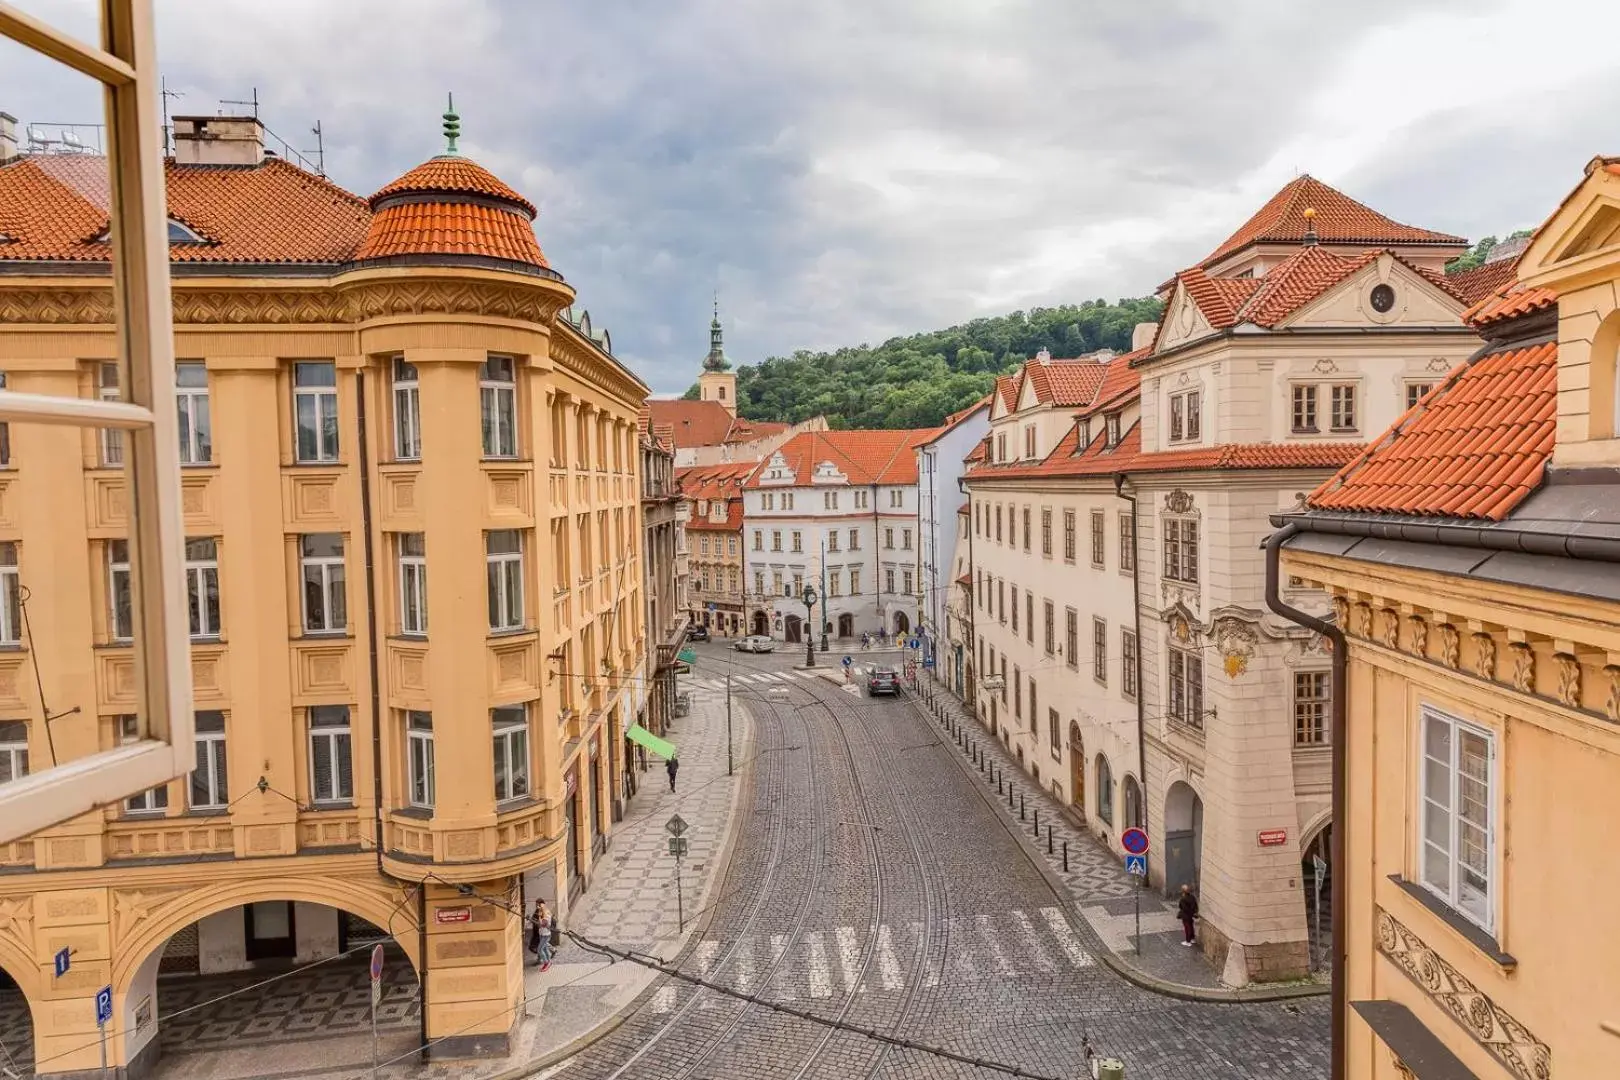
547;647;1329;1080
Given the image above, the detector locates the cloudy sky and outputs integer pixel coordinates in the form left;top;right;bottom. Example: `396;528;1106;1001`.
5;0;1619;393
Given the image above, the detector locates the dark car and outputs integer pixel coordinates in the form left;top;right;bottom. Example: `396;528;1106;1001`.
866;666;901;696
687;624;710;642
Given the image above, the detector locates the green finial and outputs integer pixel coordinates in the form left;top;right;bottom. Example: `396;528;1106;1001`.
442;92;460;154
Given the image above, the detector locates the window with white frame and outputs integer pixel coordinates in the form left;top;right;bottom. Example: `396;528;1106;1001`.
890;489;903;508
827;532;839;553
398;533;428;636
753;529;763;552
406;710;435;809
185;538;221;640
1042;601;1055;655
1093;618;1108;683
699;536;710;555
1405;381;1436;411
0;543;17;647
791;530;803;553
300;534;347;634
754;571;765;594
480;356;518;458
855;489;868;509
903;568;913;594
1024;425;1036;459
1163;518;1199;584
1167;646;1204;729
1106;413;1122;448
293;361;339;463
1169;389;1201;442
824;491;838;510
1065;608;1078;669
1420;707;1494;931
121;714;168;813
308;705;353;804
1096;755;1114;824
99;361;124;466
1330;384;1358;432
0;721;26;785
783;492;795;510
727;536;738;556
772;530;782;552
393;357;421;460
1293;672;1330;746
0;372;9;467
1063;510;1076;562
1090;510;1106;568
1119;511;1136;573
849;528;860;551
1122;629;1138;699
1021;508;1031;552
902;528;912;550
1041;509;1052;557
996;432;1006;462
493;705;530;802
884;527;895;549
849;567;861;594
486;530;524;631
175;362;211;464
1291;384;1319;433
885;568;896;594
829;570;842;596
1048;708;1060;757
190;710;228;809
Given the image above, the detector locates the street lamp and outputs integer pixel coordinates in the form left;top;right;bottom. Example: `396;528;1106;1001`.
801;584;818;668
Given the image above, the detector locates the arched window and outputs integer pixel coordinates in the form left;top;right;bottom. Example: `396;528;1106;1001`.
1095;754;1114;825
1123;774;1143;829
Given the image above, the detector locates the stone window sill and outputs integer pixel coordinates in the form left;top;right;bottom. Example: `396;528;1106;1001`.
1387;875;1517;970
394;806;433;821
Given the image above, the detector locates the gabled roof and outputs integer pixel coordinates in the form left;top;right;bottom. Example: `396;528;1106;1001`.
644;400;770;450
992;374;1019;414
746;428;940;488
1076;352;1145;419
919;396;991;446
1197;175;1465;269
677;461;753;530
1020;357;1110;408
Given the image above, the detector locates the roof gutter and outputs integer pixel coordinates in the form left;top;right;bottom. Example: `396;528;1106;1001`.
1269;507;1620;564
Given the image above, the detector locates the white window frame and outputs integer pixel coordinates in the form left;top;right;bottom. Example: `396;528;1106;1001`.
174;361;210;464
1092;617;1108;684
1405;381;1436;411
308;705;353;805
1122;629;1138;700
99;360;124;466
1419;706;1496;932
300;533;347;634
1293;671;1330;746
406;710;435;809
486;529;524;632
0;1;198;841
1163;517;1199;584
185;537;221;640
480;355;518;458
0;543;18;646
0;720;27;786
293;361;340;463
1330;383;1358;433
393;357;421;460
1291;384;1319;434
120;715;168;814
1167;646;1204;729
189;710;228;810
849;568;861;594
399;533;428;636
492;705;530;803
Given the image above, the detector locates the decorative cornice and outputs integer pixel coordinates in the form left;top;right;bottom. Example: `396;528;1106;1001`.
1375;906;1550;1080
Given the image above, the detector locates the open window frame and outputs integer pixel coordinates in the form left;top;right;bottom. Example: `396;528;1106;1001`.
0;0;195;841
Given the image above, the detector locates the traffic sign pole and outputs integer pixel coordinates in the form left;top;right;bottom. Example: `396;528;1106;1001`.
1118;829;1151;956
95;984;112;1075
369;944;384;1078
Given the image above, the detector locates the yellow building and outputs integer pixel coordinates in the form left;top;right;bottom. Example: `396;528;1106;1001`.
0;108;648;1072
1273;158;1620;1078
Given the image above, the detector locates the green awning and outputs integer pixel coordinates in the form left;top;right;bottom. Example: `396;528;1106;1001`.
626;723;678;760
677;648;698;664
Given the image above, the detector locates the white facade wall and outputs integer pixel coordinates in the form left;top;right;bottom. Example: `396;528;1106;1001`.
917;407;990;662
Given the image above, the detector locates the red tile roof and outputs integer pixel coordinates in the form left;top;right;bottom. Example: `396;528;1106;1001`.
355;199;549;266
1026;357;1109;407
1198;175;1465;269
646;400;788;450
1076;354;1144;418
1447;257;1520;305
1308;338;1557;521
746;428;939;488
0;155;370;264
993;374;1018;413
1462;281;1557;328
372;156;537;216
677;462;753;530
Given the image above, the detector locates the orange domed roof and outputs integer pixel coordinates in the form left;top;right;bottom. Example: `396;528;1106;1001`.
356;153;549;270
370;155;536;218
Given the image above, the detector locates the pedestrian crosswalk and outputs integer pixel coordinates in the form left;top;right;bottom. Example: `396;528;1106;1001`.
648;907;1093;1011
680;669;824;693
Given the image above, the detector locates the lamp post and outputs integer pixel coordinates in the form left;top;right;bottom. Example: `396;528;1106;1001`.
802;584;818;668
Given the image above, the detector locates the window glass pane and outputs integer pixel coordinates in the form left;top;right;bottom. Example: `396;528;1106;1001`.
296;394;320;460
487;530;521;555
295;361;336;387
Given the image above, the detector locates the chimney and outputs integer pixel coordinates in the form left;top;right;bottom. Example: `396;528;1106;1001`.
172;115;264;166
1131;321;1158;351
1035;347;1051;363
0;113;18;164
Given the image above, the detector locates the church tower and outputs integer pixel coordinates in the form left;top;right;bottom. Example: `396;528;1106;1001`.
698;298;737;416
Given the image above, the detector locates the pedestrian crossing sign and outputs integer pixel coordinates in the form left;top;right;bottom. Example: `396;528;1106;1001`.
1125;854;1147;877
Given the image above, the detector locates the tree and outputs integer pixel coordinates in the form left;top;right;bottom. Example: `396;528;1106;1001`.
1446;229;1532;275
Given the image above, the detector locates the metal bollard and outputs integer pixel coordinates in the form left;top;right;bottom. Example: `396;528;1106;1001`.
1008;784;1014;809
1047;824;1054;854
1033;808;1040;836
1063;840;1069;872
1019;794;1026;821
997;776;1003;795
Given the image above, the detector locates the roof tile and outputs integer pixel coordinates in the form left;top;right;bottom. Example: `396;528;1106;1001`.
745;429;939;488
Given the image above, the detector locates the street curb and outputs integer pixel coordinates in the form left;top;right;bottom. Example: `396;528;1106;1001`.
910;683;1328;1006
497;685;761;1080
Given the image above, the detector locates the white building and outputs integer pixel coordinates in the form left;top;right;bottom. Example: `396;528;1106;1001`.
916;399;991;675
741;429;936;643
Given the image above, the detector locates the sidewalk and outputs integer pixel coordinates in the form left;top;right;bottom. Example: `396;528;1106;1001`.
916;677;1326;1001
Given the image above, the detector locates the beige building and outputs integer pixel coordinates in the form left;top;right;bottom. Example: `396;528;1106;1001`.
1275;157;1620;1079
640;416;688;743
0;110;648;1072
962;178;1501;984
678;460;753;636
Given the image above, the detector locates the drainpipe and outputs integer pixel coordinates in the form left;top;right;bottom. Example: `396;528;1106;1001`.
1114;474;1146;832
354;372;387;880
1263;522;1346;1080
871;482;881;631
416;883;430;1057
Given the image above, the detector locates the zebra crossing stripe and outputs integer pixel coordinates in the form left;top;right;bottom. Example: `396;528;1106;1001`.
875;924;904;990
974;914;1017;976
804;931;833;998
768;933;788;984
651;985;676;1014
734;937;755;995
1012;909;1059;972
1040;907;1094;967
834;926;862;991
694;939;719;976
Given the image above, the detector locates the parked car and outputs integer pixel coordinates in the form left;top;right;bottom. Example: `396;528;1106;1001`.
866;666;901;695
687;624;710;642
735;635;775;653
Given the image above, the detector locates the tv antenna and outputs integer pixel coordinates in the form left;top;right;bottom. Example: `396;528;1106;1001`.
220;87;260;118
160;76;182;155
310;121;325;176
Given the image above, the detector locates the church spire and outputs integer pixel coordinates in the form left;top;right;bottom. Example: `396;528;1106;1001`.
703;293;731;372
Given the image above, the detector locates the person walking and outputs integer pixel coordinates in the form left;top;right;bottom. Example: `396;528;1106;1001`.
666;754;679;792
1177;884;1199;946
529;898;553;970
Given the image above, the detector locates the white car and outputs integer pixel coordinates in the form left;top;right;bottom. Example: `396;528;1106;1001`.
735;635;775;653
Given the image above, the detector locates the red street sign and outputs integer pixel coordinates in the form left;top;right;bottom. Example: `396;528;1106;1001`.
369;943;385;981
1120;827;1149;855
1257;829;1289;847
434;907;472;924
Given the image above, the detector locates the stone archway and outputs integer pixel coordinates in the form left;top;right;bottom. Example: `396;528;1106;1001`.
837;613;854;638
784;615;802;643
1164;781;1203;896
752;610;769;636
0;949;37;1076
1068;722;1085;810
893;611;911;636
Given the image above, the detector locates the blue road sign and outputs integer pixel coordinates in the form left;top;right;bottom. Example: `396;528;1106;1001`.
54;947;70;978
841;656;852;667
95;984;113;1026
1124;854;1147;877
906;638;920;650
923;656;935;668
1120;826;1150;855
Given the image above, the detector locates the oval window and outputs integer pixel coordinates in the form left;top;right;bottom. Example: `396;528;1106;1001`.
1369;284;1396;313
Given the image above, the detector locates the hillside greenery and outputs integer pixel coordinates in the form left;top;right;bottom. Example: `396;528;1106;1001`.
1445;229;1532;275
684;297;1163;429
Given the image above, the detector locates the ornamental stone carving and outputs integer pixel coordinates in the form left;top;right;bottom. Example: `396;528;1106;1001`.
1379;608;1400;649
1408;615;1428;658
0;895;33;967
1439;624;1460;669
1473;633;1497;681
0;289;115;324
1510;642;1535;693
1164;489;1195;514
1606;666;1620;723
1556;653;1581;708
1376;907;1551;1080
1352;603;1373;638
1332;596;1351;631
1211;615;1260;679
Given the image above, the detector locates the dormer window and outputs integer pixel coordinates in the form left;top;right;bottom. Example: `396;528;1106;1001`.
92;218;208;244
1078;420;1091;448
1105;414;1122;448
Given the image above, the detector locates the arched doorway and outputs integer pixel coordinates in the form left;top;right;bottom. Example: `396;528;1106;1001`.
0;963;35;1075
893;611;911;636
1068;722;1085;811
1122;774;1144;829
1094;754;1115;826
838;613;854;638
1164;781;1203;896
752;610;769;635
784;615;802;643
1302;822;1333;971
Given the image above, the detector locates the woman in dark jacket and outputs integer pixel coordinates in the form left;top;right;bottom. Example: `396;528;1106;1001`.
1177;884;1199;946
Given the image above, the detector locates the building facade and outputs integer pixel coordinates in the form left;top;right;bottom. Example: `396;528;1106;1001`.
640;418;688;742
1276;157;1620;1079
962;178;1494;984
678;461;752;636
742;429;935;644
0;114;648;1071
916;399;990;671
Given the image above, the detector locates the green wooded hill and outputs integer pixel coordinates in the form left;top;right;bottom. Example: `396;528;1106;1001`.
683;297;1163;430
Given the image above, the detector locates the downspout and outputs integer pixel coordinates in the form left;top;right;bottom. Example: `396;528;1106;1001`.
917;454;927;658
416;883;430;1056
354;371;387;880
960;476;977;710
1114;474;1146;829
871;482;881;630
1264;521;1346;1080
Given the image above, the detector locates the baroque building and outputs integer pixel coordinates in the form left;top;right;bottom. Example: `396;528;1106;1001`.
0;110;648;1071
678;460;754;637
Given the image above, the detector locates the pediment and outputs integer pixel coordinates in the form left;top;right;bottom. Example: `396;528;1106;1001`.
989;387;1013;421
1281;253;1465;330
1015;369;1042;412
1518;161;1620;290
1155;282;1217;352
